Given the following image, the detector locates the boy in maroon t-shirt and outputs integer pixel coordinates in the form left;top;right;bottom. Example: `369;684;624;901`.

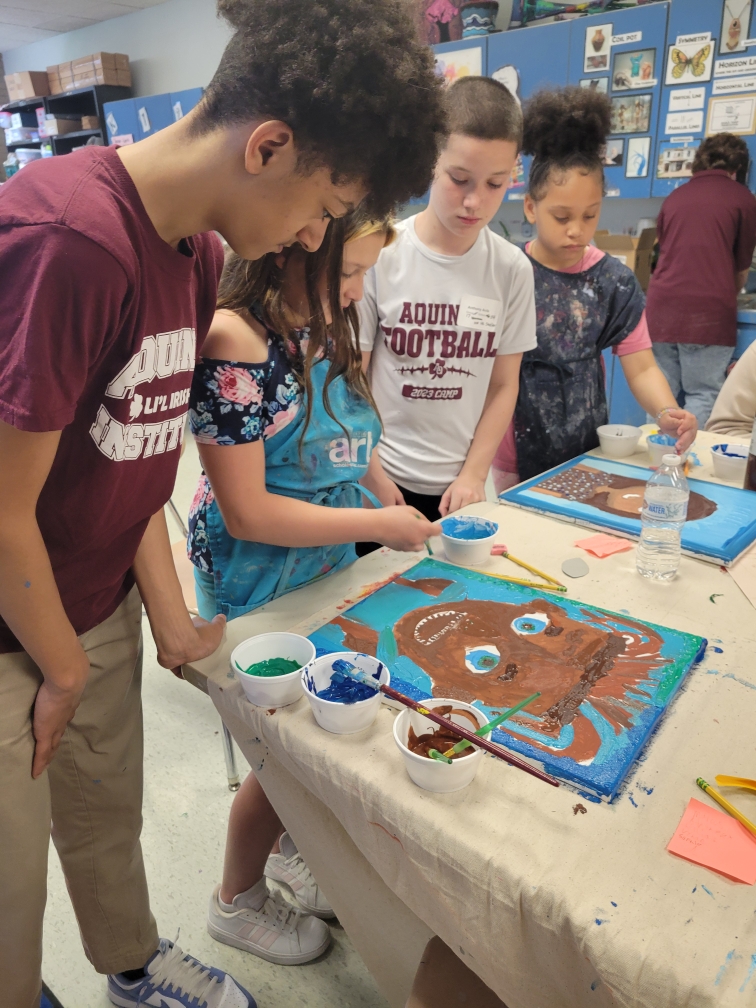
0;1;445;1005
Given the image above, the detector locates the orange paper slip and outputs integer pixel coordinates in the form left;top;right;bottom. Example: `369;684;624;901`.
667;798;756;884
574;533;633;558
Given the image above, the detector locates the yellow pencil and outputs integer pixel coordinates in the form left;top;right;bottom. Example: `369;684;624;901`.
504;550;564;587
696;777;756;839
458;566;567;593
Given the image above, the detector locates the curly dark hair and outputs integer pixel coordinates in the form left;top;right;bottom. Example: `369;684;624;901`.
522;86;611;199
693;133;750;184
194;0;448;216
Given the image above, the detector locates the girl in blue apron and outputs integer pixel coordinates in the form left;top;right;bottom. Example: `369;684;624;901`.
187;212;440;965
188;213;439;621
491;87;698;489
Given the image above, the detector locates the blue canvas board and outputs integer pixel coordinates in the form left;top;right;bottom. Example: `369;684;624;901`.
500;454;756;565
308;558;706;801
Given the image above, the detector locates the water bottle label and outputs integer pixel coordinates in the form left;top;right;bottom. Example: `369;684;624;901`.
647;503;667;517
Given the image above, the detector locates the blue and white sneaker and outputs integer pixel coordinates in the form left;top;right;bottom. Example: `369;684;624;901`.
108;938;256;1008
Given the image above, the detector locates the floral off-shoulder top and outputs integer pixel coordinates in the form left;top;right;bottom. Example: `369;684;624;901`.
186;330;304;572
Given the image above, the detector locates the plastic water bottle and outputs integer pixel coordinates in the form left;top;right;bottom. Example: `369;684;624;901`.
636;454;689;580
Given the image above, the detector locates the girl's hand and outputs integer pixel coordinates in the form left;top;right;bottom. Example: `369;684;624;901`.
658;408;698;454
374;506;440;552
439;474;487;517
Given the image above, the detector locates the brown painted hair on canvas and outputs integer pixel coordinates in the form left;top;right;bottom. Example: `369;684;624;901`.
445;75;523;147
192;0;448;217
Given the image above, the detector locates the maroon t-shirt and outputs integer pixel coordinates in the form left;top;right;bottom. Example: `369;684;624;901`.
0;146;223;652
646;169;756;347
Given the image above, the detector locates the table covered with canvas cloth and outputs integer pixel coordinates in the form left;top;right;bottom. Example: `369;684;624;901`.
185;429;756;1008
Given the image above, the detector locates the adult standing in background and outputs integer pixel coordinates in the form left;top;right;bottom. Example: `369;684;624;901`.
646;133;756;427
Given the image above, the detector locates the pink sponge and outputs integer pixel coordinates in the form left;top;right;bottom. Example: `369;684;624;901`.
574;533;633;558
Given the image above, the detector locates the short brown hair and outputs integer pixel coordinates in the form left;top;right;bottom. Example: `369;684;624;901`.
445;76;522;146
693;133;750;184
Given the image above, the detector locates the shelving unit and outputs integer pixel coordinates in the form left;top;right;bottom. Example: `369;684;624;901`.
2;83;131;156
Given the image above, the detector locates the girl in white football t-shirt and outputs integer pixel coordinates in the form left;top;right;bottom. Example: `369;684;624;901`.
358;76;536;526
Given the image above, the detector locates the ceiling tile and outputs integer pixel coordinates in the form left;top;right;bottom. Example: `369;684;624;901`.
0;0;169;54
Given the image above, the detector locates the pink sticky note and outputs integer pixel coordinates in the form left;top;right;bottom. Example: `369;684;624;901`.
574;533;633;558
667;798;756;884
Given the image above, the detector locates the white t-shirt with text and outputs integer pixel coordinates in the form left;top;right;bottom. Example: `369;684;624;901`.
358;215;536;495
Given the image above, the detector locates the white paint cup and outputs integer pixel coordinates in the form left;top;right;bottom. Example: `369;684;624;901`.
231;632;315;708
711;443;748;481
596;424;642;458
440;515;499;566
302;651;389;735
393;699;489;793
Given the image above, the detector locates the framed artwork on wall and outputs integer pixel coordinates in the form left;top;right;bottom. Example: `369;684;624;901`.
610;93;652;134
612;48;657;91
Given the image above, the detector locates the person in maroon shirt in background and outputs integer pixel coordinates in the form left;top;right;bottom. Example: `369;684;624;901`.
646;133;756;427
0;0;446;1005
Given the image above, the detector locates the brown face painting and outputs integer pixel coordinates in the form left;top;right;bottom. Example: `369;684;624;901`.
532;462;717;521
334;587;672;764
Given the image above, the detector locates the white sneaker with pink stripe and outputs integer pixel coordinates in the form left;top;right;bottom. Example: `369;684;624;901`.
207;883;330;965
264;832;336;919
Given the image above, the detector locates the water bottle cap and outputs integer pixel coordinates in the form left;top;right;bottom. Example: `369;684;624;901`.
662;453;681;465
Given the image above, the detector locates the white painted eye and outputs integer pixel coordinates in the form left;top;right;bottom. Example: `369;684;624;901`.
464;645;501;674
511;612;550;636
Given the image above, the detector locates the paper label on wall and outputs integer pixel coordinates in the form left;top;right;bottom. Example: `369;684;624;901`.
612;31;641;46
708;94;756;134
665;111;704;134
458;294;501;331
713;75;756;94
106;111;118;136
676;32;711;47
715;55;756;77
668;87;705;111
172;101;184;121
668;136;695;143
137;106;151;133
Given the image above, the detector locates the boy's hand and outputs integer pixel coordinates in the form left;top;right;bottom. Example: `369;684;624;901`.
658;408;697;454
156;613;227;677
32;660;89;778
374;506;440;552
439;475;487;517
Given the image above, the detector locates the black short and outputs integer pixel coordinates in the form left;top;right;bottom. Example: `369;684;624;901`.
355;483;443;557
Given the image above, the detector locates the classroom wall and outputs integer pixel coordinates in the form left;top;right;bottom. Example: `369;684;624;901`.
1;0;231;97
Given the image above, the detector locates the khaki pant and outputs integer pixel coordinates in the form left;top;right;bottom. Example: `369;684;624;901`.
0;588;159;1008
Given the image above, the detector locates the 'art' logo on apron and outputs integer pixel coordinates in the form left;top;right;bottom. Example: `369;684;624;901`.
328;431;373;468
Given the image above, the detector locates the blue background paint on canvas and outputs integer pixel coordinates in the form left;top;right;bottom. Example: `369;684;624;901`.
308;558;705;800
500;454;756;564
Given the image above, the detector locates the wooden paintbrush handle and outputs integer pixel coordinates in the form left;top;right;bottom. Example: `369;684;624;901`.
381;684;559;787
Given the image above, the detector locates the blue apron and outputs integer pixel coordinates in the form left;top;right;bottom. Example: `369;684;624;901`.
196;357;382;620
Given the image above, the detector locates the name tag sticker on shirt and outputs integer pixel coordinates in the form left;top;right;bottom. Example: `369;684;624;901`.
458;294;501;331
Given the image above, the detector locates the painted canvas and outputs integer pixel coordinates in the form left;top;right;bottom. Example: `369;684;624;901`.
500;454;756;565
307;558;705;802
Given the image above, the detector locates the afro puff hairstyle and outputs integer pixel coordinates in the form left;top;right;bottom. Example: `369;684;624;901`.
194;0;448;217
522;86;611;200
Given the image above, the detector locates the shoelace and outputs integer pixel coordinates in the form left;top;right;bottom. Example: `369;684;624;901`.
259;888;304;932
282;851;317;890
146;941;220;1006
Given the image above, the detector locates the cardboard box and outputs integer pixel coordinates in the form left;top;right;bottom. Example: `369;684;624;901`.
41;117;82;137
593;228;657;291
81;115;99;131
116;69;132;87
4;71;50;100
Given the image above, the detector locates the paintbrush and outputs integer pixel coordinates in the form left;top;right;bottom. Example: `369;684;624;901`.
329;661;559;787
490;544;565;588
428;691;541;761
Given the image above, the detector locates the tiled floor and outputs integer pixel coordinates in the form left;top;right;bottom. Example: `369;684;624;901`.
41;439;389;1008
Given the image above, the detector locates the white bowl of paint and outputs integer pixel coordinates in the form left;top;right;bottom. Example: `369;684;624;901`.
302;651;389;735
646;432;687;466
596;424;642;458
393;699;489;793
231;632;315;708
440;515;498;566
711;443;748;481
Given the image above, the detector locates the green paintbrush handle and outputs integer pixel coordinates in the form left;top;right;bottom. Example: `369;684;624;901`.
428;749;453;763
447;691;541;756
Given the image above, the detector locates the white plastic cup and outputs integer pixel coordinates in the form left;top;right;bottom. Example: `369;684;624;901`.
711;443;749;481
231;632;315;708
440;515;499;566
393;699;489;793
302;651;389;734
596;424;642;458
